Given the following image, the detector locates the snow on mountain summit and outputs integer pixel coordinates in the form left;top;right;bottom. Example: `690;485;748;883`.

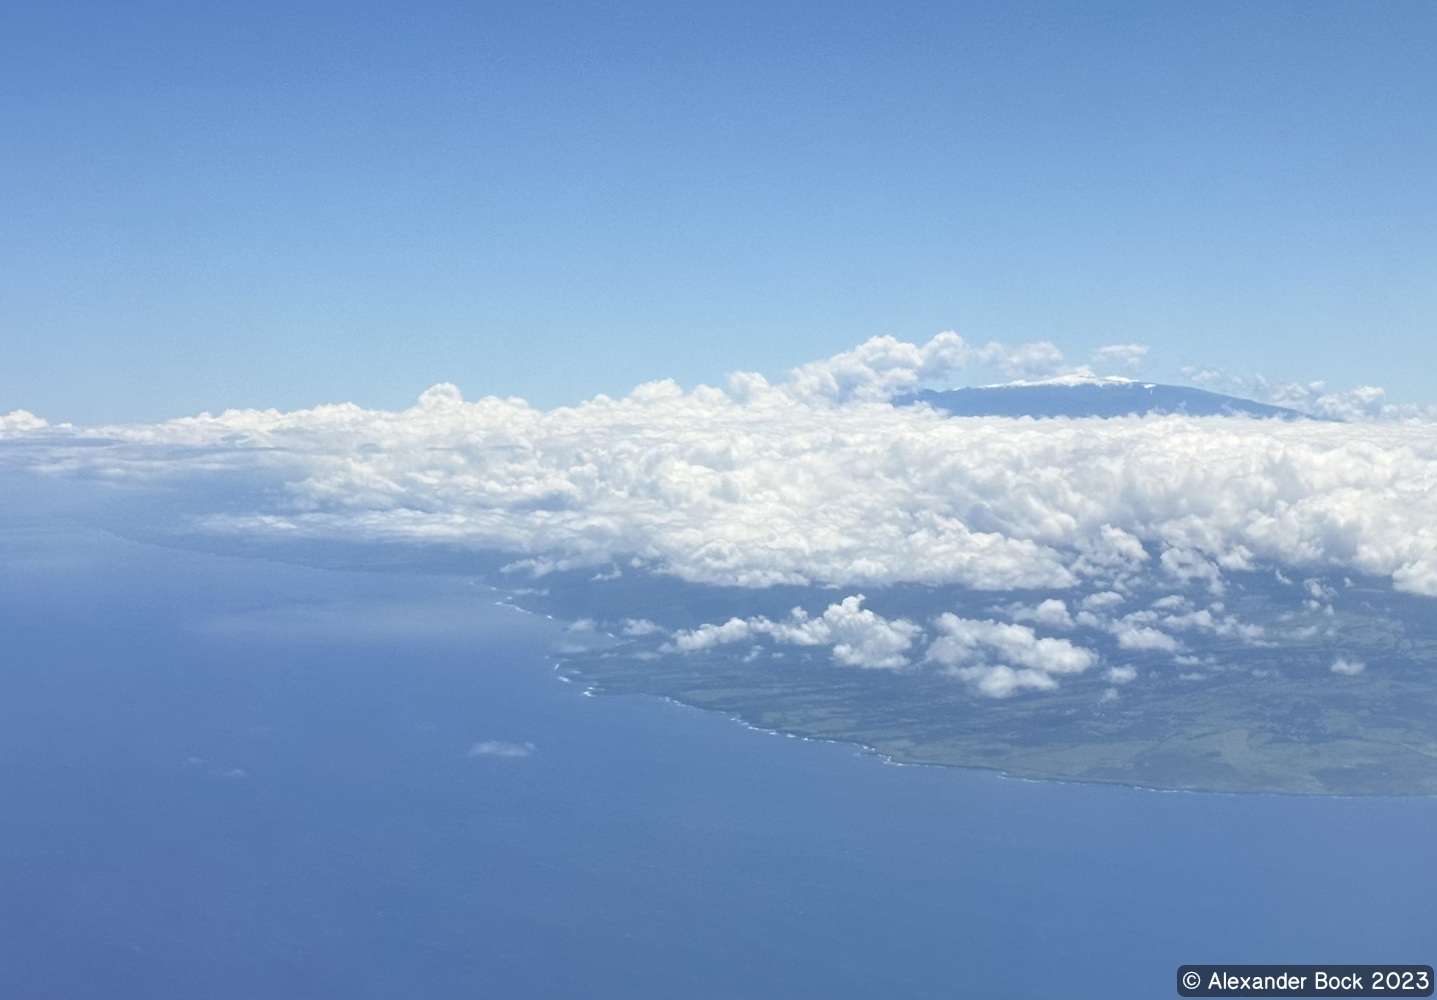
985;372;1155;389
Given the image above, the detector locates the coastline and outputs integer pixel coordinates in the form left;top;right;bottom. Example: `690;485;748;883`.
550;656;1437;799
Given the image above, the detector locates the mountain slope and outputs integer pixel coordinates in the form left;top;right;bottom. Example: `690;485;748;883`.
904;375;1312;420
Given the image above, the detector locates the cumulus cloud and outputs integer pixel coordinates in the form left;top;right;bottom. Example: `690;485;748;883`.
1253;379;1437;423
1182;368;1437;422
0;410;47;434
1108;617;1181;652
926;613;1099;696
784;332;1066;403
1010;598;1074;629
1160;548;1225;594
2;334;1436;599
666;593;1239;697
1155;606;1265;642
1330;656;1365;676
1082;592;1125;611
668;595;923;669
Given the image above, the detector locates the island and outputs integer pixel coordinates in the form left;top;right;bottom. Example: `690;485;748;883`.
529;570;1437;796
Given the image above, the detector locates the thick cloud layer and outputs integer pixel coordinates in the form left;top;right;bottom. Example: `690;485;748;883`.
3;334;1436;597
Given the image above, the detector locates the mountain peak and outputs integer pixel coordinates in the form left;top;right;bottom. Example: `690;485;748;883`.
985;372;1154;389
904;380;1314;420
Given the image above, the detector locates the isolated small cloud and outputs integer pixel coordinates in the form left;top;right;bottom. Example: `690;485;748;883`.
0;410;47;434
620;618;663;636
1330;657;1365;676
468;740;536;758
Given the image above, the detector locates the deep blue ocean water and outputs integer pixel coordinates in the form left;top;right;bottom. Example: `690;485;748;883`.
1;515;1433;999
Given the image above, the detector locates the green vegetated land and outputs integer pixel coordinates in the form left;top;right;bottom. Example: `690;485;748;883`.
551;577;1437;796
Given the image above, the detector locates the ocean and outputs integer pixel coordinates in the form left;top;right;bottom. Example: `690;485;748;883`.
1;519;1432;999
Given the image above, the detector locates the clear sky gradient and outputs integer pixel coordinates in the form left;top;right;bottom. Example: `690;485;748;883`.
3;0;1433;423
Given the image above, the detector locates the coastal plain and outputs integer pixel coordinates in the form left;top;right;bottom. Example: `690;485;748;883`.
542;574;1437;796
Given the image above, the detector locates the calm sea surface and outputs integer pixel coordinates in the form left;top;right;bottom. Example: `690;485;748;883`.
1;521;1432;1000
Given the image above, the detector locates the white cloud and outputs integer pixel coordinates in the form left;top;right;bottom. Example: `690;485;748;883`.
1330;656;1365;676
1012;598;1074;629
668;595;923;669
0;410;47;434
1155;605;1265;642
1262;381;1414;422
818;596;924;669
1106;665;1138;684
783;332;1066;403
928;614;1097;675
1182;368;1437;422
1159;548;1224;594
1109;618;1181;652
620;618;663;636
927;613;1099;696
1082;591;1125;611
960;664;1060;698
3;334;1437;599
671;617;758;652
468;740;536;758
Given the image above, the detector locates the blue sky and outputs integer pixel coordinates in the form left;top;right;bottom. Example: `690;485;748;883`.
2;0;1433;423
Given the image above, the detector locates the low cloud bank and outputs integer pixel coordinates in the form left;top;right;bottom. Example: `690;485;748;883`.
2;334;1435;598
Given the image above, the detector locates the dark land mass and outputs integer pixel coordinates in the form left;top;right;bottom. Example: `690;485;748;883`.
903;382;1311;420
539;572;1437;796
